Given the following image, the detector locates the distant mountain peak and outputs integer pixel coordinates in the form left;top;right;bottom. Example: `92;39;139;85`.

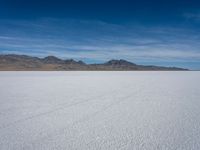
0;54;188;71
44;56;60;59
77;60;86;65
43;56;63;64
105;59;136;66
64;59;85;65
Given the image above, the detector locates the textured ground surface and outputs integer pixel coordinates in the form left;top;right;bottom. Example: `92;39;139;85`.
0;71;200;150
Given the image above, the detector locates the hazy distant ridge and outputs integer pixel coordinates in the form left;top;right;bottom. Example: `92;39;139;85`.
0;54;188;71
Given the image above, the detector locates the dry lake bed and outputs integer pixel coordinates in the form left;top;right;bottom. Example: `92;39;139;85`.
0;71;200;150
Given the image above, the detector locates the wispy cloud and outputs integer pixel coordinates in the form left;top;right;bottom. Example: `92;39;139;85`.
0;18;200;69
183;12;200;21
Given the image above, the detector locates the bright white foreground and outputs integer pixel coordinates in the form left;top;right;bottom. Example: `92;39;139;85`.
0;71;200;150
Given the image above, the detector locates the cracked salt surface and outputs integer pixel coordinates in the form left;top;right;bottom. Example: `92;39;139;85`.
0;71;200;150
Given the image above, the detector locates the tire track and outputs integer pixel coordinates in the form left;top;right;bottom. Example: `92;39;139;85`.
22;87;137;148
0;84;134;130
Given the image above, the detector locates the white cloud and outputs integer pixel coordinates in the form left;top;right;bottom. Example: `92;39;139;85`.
183;12;200;21
0;18;200;64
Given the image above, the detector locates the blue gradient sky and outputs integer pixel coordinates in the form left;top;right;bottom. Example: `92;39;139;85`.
0;0;200;69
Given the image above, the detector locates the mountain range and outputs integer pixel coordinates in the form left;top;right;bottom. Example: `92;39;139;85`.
0;54;188;71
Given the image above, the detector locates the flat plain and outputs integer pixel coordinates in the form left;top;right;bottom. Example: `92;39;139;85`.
0;71;200;150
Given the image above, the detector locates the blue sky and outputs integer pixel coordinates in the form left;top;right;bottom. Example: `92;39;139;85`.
0;0;200;69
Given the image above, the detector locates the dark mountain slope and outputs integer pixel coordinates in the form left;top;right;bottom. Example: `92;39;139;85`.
0;54;188;71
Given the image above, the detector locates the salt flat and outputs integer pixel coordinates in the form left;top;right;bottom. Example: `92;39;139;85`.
0;71;200;150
